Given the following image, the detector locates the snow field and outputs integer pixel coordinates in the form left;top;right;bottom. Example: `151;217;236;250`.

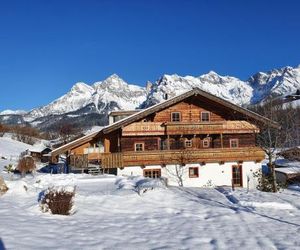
0;173;300;249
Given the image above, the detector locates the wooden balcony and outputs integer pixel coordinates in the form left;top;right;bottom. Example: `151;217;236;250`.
100;147;264;168
165;121;259;135
122;122;165;136
122;121;259;136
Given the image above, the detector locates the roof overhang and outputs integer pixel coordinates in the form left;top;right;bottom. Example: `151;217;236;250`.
103;88;280;134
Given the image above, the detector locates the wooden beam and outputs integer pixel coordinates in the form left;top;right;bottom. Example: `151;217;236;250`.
104;137;110;153
221;133;223;149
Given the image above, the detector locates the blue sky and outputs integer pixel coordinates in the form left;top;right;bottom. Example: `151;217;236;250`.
1;0;300;111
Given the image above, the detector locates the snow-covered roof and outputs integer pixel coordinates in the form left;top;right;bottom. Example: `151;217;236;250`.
275;159;300;175
275;167;300;175
29;146;51;153
275;159;300;168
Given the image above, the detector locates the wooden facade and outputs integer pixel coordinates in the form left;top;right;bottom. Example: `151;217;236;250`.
50;88;278;170
100;147;264;168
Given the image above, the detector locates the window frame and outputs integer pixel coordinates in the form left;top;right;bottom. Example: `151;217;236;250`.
171;112;181;122
143;169;161;178
134;142;145;152
189;167;199;178
202;138;210;148
185;139;192;148
200;111;210;122
230;139;239;148
158;138;168;150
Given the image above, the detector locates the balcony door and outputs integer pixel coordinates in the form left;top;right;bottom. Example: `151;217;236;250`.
232;165;243;187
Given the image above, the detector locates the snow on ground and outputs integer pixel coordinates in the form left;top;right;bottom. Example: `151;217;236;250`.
1;138;300;249
0;134;50;172
83;126;103;135
1;172;300;250
0;136;33;161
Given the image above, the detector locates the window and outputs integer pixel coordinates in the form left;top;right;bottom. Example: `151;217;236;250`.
230;139;239;148
171;112;181;122
189;167;199;178
201;111;210;122
172;139;183;149
185;139;192;148
202;138;210;148
144;169;161;178
159;139;168;150
135;143;144;151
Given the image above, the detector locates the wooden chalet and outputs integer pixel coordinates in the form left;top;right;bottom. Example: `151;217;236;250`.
51;88;278;187
30;147;52;163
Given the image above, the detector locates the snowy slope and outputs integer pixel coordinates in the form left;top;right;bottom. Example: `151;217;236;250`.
0;174;300;249
27;82;95;120
0;136;33;161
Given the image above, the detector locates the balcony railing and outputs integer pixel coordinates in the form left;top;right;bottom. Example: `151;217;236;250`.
100;147;264;168
122;121;259;136
122;122;165;136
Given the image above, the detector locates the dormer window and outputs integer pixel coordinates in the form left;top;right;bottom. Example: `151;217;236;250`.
171;112;181;122
201;111;210;122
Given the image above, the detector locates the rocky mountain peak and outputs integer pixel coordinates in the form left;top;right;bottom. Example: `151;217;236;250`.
71;82;94;94
93;74;132;92
1;65;299;131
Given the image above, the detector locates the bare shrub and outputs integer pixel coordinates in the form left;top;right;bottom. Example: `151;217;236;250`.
17;155;36;177
40;187;75;215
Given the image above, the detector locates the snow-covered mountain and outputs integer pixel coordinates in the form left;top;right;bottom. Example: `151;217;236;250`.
1;65;299;131
26;74;147;121
0;110;27;115
248;66;300;104
142;71;253;107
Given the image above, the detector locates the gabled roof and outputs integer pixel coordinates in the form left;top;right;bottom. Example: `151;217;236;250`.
103;87;279;134
51;88;279;157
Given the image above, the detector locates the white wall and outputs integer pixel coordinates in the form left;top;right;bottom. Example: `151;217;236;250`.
117;161;261;189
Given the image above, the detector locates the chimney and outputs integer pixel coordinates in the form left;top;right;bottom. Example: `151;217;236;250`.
164;93;168;100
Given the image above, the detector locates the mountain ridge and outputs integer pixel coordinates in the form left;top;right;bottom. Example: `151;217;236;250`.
1;65;299;131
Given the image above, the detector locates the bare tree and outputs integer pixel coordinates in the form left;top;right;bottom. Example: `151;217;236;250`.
59;122;82;144
163;149;192;187
250;99;292;192
59;122;75;144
